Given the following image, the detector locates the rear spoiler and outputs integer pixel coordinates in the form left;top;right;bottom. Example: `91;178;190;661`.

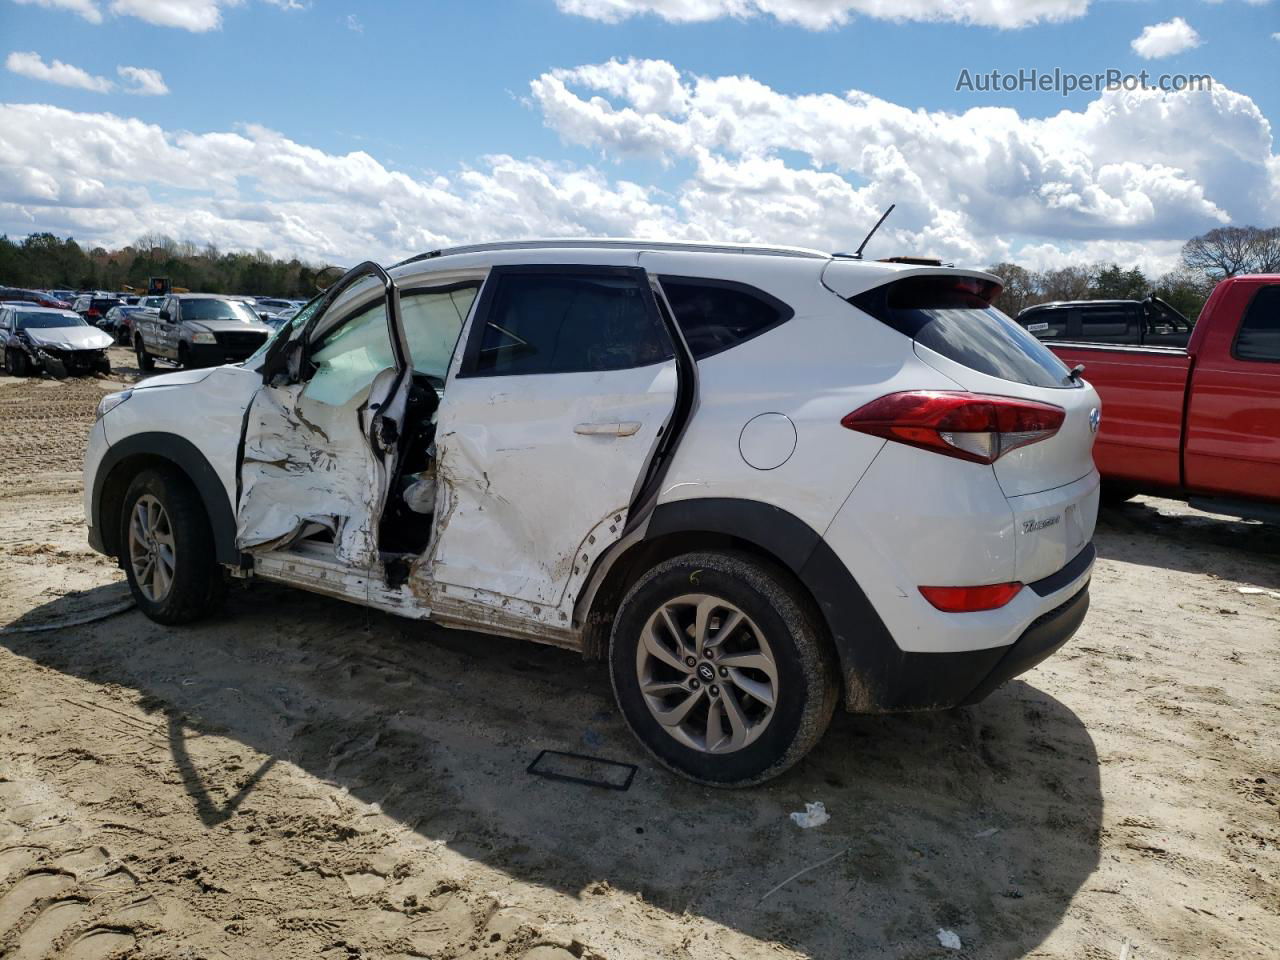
821;261;1004;302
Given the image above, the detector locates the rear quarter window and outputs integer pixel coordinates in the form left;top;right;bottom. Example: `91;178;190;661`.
853;275;1074;389
658;276;793;360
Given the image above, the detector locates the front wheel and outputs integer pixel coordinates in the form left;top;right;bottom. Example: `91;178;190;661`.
609;551;838;786
134;338;154;371
119;468;226;624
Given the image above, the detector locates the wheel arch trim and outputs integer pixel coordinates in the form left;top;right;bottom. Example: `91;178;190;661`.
577;496;901;708
92;431;239;565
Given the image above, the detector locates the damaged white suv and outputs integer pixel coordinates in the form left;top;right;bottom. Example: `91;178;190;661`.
85;240;1100;785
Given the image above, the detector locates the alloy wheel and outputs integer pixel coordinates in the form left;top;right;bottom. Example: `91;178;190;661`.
635;593;779;753
127;494;177;603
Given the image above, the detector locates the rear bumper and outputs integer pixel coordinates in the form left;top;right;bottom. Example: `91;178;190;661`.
842;578;1090;713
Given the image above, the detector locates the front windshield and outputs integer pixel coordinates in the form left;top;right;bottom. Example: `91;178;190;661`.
182;299;262;323
17;311;87;330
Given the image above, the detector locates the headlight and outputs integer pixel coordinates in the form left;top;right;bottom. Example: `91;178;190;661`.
191;332;217;344
96;389;132;421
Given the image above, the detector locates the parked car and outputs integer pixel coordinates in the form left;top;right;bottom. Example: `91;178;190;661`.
252;297;301;323
101;304;150;344
1017;296;1194;348
1039;274;1278;521
85;240;1100;785
1;305;112;377
132;294;273;370
72;294;126;324
0;287;69;308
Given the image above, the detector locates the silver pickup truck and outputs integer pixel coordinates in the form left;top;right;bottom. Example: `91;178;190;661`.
133;294;272;370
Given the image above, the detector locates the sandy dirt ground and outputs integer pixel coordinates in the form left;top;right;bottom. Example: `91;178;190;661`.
0;349;1277;960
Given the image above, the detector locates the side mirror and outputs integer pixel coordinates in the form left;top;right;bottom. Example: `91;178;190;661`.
158;309;171;322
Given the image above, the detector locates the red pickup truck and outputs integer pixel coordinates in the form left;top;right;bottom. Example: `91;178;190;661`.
1040;275;1280;522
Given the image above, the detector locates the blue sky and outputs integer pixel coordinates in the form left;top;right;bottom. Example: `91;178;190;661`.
1;0;1277;273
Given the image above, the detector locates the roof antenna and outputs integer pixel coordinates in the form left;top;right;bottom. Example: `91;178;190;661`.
848;203;896;260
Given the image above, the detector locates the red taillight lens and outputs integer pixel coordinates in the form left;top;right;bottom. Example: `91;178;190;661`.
919;582;1023;613
87;309;100;318
841;391;1064;464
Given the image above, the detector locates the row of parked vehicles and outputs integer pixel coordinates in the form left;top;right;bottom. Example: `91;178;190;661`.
0;285;303;378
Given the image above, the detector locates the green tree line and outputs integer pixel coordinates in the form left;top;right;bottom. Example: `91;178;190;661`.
0;232;337;299
988;225;1280;321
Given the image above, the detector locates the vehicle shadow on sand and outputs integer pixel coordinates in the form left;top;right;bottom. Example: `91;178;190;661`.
3;582;1101;959
1096;498;1280;589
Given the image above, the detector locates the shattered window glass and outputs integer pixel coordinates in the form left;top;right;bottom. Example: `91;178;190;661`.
303;301;394;406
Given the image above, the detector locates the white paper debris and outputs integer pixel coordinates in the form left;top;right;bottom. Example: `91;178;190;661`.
789;801;830;829
1235;587;1280;599
973;827;1000;839
937;928;962;950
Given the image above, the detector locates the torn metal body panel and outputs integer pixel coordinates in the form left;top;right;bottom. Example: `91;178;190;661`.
424;362;677;612
252;543;430;618
236;380;390;567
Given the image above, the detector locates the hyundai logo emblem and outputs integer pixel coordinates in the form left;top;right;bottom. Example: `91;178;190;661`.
1089;408;1101;434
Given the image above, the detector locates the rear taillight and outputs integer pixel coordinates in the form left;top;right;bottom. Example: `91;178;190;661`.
919;582;1023;613
841;391;1064;464
87;309;100;318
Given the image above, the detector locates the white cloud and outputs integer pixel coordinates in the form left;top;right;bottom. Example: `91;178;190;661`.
107;0;236;31
10;0;102;23
10;0;302;31
5;51;113;92
554;0;1091;29
1130;17;1202;59
117;65;168;95
345;12;362;31
0;60;1275;278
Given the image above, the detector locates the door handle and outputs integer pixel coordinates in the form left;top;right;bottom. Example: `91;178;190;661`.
574;421;641;437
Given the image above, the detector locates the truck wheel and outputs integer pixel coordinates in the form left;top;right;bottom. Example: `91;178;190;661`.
609;551;838;787
134;338;154;372
119;468;226;625
178;344;191;369
1100;485;1138;507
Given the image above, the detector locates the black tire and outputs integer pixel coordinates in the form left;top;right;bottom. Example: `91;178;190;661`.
7;348;30;377
118;467;226;625
609;550;838;787
178;343;192;369
1100;484;1138;507
134;338;154;372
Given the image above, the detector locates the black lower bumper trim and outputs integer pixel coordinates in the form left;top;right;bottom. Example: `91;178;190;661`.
844;583;1090;713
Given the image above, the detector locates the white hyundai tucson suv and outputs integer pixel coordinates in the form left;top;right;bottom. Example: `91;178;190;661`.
84;240;1100;786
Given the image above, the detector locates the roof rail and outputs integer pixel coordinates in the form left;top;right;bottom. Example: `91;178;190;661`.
391;237;831;269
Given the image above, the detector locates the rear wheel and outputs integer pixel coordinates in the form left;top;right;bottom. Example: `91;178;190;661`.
134;338;154;372
609;551;838;786
119;468;225;624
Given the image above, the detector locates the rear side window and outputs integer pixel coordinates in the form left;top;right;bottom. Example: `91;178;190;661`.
1019;307;1068;341
1079;306;1136;343
854;276;1073;389
467;271;671;377
1236;285;1280;362
658;276;792;360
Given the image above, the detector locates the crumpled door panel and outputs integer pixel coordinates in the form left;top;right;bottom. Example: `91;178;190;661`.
236;379;387;569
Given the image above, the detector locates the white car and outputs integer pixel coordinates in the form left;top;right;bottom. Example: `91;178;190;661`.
84;240;1100;785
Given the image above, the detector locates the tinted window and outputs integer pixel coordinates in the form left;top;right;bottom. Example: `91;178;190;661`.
858;277;1073;389
659;277;791;359
1079;306;1136;343
471;272;671;376
1019;307;1069;341
1237;285;1280;362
